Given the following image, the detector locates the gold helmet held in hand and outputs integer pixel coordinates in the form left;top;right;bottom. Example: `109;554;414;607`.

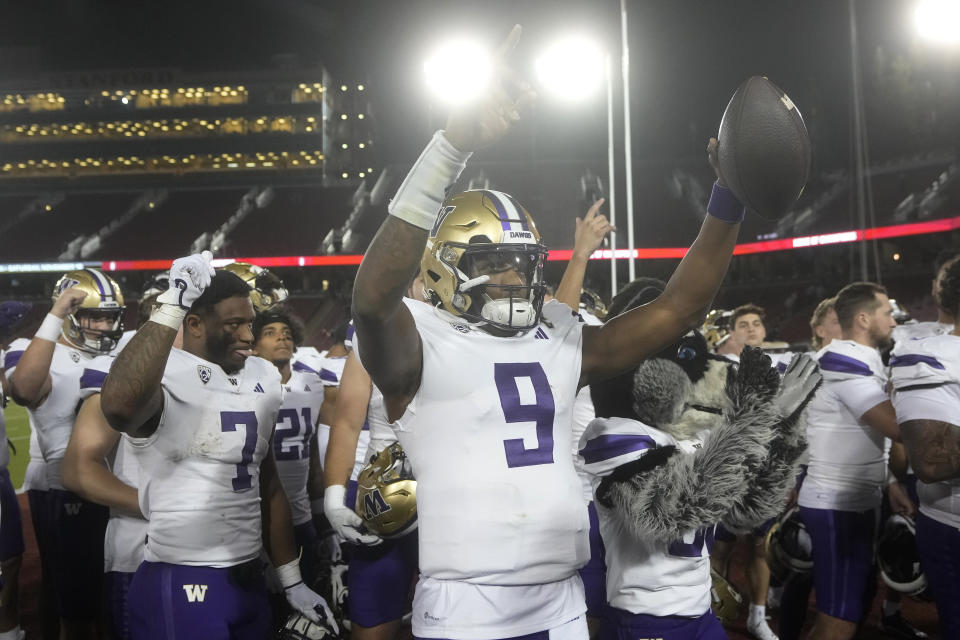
355;443;417;538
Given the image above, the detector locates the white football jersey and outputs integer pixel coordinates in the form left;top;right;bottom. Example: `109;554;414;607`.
767;350;796;375
293;351;347;483
366;383;397;457
115;329;137;354
272;368;325;526
388;299;590;585
571;311;603;503
890;333;960;528
4;338;107;488
578;416;713;617
893;321;953;343
126;348;283;567
21;429;47;492
799;340;890;511
104;436;147;573
291;346;326;376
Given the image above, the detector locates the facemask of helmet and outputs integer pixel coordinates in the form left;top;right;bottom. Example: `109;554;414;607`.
421;190;548;335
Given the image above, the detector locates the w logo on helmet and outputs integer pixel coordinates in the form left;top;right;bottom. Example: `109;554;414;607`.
430;206;456;237
362;489;391;518
55;278;80;296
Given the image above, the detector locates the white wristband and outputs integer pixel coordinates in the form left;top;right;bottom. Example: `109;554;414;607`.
275;558;303;589
388;130;472;230
35;313;63;343
324;484;347;509
149;303;188;330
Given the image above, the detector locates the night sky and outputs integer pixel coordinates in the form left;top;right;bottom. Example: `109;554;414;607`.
3;0;958;169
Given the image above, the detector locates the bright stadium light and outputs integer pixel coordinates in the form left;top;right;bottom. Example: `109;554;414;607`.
423;38;492;105
535;36;604;102
914;0;960;44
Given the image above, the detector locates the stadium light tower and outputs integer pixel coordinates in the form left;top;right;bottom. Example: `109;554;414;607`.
423;38;493;105
914;0;960;44
535;36;623;297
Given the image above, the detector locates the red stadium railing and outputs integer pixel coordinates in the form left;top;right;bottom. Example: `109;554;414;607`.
1;214;958;274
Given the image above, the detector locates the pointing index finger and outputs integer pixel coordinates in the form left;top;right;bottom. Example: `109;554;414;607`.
494;24;522;62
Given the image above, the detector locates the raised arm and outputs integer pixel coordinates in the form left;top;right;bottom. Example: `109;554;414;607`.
62;394;142;518
352;25;531;420
100;253;214;437
554;198;613;310
580;139;742;385
8;288;86;408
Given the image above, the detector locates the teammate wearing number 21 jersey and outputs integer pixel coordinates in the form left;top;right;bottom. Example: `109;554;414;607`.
99;260;336;640
352;78;744;638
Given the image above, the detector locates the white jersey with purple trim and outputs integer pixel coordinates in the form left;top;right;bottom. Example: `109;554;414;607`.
272;368;325;526
322;356;347;386
127;348;282;567
577;416;713;616
391;298;589;585
799;340;890;511
3;338;108;488
767;350;796;376
291;346;326;376
893;321;954;343
890;333;960;528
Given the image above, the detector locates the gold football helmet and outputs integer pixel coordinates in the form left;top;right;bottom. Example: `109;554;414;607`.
52;269;125;354
222;262;288;311
355;443;417;539
710;568;745;624
421;189;548;333
579;288;609;321
766;507;813;583
701;309;733;351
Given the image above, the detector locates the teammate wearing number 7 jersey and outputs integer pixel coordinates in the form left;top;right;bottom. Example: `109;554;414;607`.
99;258;336;640
351;26;744;640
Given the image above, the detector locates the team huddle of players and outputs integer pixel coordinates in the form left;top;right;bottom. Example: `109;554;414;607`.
1;39;959;640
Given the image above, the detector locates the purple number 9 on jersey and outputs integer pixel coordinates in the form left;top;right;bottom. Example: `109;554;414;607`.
495;362;556;468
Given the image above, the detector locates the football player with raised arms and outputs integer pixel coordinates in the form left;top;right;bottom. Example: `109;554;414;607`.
890;256;960;639
98;253;336;639
351;26;744;640
6;268;125;640
61;292;185;640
